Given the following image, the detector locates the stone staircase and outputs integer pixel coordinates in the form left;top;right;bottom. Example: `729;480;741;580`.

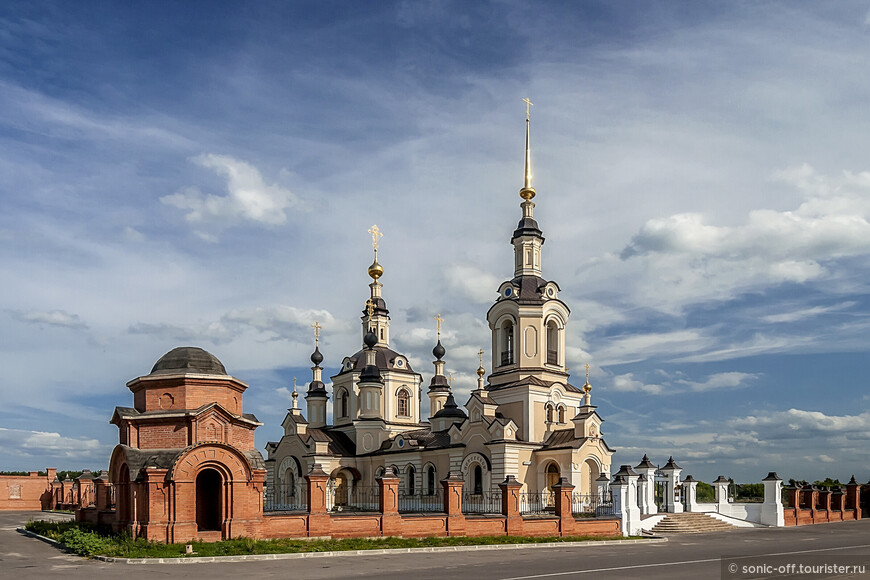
650;513;738;534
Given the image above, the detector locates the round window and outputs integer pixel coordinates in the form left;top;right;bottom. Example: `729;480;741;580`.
504;287;512;297
396;359;404;367
398;438;405;448
547;287;555;297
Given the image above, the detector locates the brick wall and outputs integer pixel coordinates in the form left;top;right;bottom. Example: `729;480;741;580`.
0;469;56;510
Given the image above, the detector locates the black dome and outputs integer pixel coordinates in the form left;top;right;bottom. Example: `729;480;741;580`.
432;393;467;420
150;347;227;376
310;346;324;366
432;340;446;360
363;330;378;349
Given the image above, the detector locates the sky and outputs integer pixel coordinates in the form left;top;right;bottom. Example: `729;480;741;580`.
1;0;869;484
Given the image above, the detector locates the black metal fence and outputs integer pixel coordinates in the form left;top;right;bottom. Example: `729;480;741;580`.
328;483;379;512
462;489;502;514
518;491;554;515
571;492;613;517
264;482;308;512
398;489;445;513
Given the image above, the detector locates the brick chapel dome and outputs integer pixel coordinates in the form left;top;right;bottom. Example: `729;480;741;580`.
149;346;227;376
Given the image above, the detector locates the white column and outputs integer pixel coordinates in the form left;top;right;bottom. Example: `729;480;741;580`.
611;465;641;536
714;475;730;517
682;476;699;512
635;455;657;515
660;457;683;513
761;472;785;527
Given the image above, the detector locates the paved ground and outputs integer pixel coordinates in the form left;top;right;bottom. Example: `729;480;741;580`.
2;511;869;579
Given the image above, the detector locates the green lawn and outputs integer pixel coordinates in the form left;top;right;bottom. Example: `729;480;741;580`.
25;520;632;559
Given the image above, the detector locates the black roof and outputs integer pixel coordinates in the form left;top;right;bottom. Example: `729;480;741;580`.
150;347;227;376
335;345;416;375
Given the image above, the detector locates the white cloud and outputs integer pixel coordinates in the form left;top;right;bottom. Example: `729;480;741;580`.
11;309;88;330
615;166;870;312
161;154;301;227
445;264;499;304
0;427;110;462
761;302;855;324
610;373;665;395
676;371;757;392
595;329;713;365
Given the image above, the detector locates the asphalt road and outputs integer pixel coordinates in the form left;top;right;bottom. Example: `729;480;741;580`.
2;511;869;579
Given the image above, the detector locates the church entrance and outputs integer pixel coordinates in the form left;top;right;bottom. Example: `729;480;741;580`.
196;468;223;531
546;463;560;507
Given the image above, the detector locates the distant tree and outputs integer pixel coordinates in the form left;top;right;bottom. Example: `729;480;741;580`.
812;478;842;488
696;482;715;502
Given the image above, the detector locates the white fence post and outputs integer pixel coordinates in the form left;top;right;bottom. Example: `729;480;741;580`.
682;475;699;512
761;472;784;527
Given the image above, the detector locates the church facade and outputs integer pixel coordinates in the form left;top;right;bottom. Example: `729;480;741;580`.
266;112;614;506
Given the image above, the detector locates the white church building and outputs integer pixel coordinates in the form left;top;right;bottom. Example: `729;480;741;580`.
265;109;614;506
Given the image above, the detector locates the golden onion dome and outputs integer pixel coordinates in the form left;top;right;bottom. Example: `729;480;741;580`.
368;259;383;280
477;365;486;378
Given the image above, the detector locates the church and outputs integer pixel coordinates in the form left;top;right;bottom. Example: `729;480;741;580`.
265;108;615;507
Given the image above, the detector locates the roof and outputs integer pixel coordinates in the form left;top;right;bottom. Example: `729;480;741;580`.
305;428;356;456
150;347;227;376
537;428;616;453
335;345;416;376
111;402;261;426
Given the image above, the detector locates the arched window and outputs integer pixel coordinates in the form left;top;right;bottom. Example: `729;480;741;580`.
397;389;410;417
546;320;559;365
501;321;514;366
407;465;416;495
473;465;483;495
426;465;436;495
338;389;349;418
546;403;554;423
558;405;566;423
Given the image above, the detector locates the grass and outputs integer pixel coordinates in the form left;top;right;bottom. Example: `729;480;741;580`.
25;520;632;559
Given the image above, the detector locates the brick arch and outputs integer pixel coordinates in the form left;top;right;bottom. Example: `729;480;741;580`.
170;442;254;483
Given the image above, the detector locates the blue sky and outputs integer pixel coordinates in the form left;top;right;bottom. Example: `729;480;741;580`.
2;1;869;484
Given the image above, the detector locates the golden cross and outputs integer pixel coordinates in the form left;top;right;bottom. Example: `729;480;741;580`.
293;377;297;392
478;349;484;367
366;299;374;318
448;372;454;387
434;313;444;338
585;363;590;383
523;98;533;120
368;224;383;251
312;320;322;345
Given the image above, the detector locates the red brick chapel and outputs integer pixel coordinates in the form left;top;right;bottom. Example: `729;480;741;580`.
108;347;266;542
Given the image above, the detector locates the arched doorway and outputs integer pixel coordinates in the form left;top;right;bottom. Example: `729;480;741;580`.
545;463;560;507
334;472;349;507
582;458;599;495
196;468;222;531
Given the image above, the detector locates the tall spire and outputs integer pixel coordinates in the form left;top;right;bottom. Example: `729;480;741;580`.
363;225;390;346
520;98;536;201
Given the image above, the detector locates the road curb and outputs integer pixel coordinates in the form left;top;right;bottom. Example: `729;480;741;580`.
17;526;666;564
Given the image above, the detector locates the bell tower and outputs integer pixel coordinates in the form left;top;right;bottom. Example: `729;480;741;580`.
486;101;572;407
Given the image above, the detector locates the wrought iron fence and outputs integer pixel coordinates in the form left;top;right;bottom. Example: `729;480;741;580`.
327;482;379;512
83;485;96;507
398;488;445;513
462;489;502;514
729;483;764;503
571;492;613;517
264;482;308;512
518;491;554;515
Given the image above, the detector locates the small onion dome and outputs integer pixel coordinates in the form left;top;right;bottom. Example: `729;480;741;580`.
310;345;324;366
432;393;467;419
432;339;446;360
368;259;383;280
477;364;485;378
364;329;378;349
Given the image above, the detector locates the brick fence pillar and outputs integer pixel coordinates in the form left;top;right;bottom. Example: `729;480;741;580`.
378;467;401;537
553;477;575;536
441;471;466;536
846;476;862;520
94;476;109;511
499;475;523;536
305;464;330;537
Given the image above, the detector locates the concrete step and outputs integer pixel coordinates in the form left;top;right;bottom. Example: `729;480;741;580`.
651;513;738;534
